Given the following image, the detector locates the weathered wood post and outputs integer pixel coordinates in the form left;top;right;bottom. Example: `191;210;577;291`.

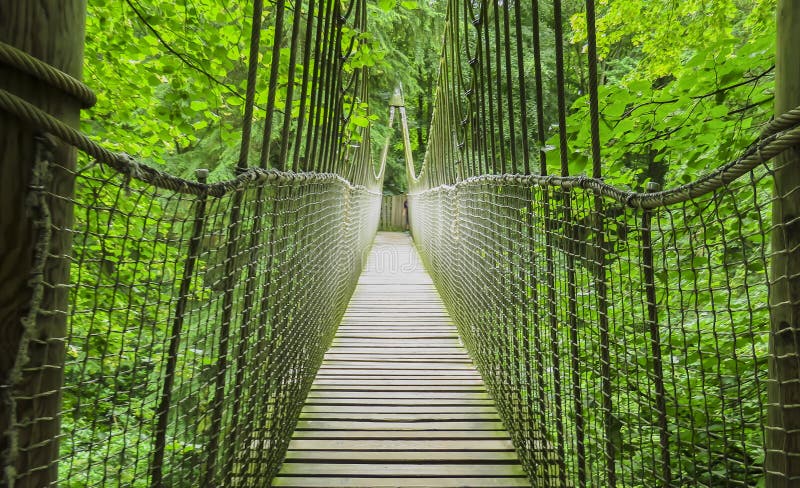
0;2;88;486
767;1;800;486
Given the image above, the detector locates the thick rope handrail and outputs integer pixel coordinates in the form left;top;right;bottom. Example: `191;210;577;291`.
0;87;379;197
5;59;787;207
761;105;800;138
409;112;800;209
0;41;96;108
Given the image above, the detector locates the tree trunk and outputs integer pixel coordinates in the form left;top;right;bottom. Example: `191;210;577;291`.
0;2;87;486
767;1;800;486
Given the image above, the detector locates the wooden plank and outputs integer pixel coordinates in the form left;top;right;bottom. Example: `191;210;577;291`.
344;304;447;307
274;232;529;487
338;321;455;326
340;299;447;313
320;361;477;369
286;439;516;450
300;405;498;414
283;450;518;462
314;369;482;377
298;412;500;421
338;320;455;324
294;420;506;431
323;355;471;362
303;398;496;406
331;340;461;346
309;385;486;392
291;430;511;439
326;347;467;354
333;334;459;339
335;328;457;331
311;378;484;386
276;463;527;477
272;477;531;487
305;391;491;400
312;378;484;384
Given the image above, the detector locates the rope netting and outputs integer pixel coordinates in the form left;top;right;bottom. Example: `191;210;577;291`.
1;0;387;486
405;0;799;486
56;163;378;487
3;0;800;486
411;166;775;486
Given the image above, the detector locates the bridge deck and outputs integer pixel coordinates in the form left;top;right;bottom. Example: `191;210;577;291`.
273;232;530;487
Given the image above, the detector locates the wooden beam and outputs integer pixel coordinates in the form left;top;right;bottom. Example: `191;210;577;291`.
0;2;87;486
768;1;800;486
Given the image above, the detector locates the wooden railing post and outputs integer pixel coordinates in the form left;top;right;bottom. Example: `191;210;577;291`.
767;1;800;486
0;2;87;486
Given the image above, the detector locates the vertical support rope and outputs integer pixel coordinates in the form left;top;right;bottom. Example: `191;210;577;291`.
278;0;306;172
641;182;671;486
202;191;244;486
583;2;616;485
237;0;265;170
259;0;287;170
150;169;209;488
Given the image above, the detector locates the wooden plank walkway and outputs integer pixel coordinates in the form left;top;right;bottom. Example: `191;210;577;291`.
273;232;530;487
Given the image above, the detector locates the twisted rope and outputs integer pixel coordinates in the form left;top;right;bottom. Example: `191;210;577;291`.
1;137;54;488
0;41;96;108
0;87;377;197
761;105;800;138
410;109;800;209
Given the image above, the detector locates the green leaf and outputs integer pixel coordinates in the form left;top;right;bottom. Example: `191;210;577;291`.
378;0;395;12
351;115;370;127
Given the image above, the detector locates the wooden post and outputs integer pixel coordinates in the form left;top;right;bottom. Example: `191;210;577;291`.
0;2;88;486
767;1;800;486
0;2;87;486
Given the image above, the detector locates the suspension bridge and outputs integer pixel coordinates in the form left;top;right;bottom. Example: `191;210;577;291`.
2;0;800;487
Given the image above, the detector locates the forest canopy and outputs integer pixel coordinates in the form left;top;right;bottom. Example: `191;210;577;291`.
81;0;775;192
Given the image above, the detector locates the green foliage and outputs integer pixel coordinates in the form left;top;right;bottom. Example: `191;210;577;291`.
553;0;776;188
83;0;251;166
366;0;447;193
63;0;779;485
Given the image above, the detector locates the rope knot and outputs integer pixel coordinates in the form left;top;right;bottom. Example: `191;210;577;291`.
117;153;143;194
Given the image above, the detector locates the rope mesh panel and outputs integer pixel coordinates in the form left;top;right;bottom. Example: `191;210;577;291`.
1;0;384;484
410;169;772;486
2;0;796;485
405;0;785;485
48;164;379;486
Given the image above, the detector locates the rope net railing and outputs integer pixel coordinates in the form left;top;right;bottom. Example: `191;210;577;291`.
54;163;379;487
411;165;775;487
404;0;798;486
1;0;388;486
